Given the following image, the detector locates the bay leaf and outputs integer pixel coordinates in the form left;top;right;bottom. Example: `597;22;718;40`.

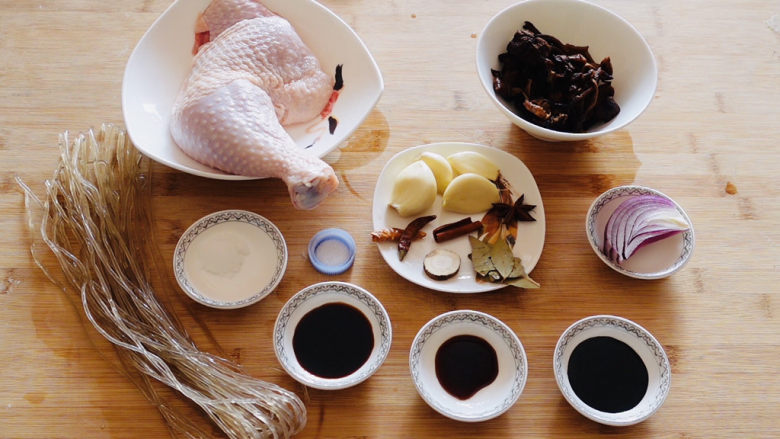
508;257;528;279
506;275;540;289
490;238;515;279
469;235;495;276
470;235;541;288
506;257;540;289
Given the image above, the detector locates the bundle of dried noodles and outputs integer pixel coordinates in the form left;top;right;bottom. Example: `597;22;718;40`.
18;124;306;439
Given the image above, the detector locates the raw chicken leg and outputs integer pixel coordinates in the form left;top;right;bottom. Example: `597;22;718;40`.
196;0;275;42
171;13;338;210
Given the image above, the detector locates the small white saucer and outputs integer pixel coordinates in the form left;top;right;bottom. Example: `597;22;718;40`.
409;310;527;422
553;315;671;426
173;210;287;309
586;185;694;279
273;282;392;390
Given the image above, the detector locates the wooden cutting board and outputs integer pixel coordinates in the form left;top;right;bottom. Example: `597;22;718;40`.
1;0;778;437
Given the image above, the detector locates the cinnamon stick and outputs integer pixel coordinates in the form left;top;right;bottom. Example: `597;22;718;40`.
433;218;483;243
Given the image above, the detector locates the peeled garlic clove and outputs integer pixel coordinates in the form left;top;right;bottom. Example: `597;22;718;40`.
419;151;453;194
389;160;437;217
447;151;500;180
442;173;500;214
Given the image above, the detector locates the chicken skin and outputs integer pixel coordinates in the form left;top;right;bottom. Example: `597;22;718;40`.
196;0;275;41
171;6;338;209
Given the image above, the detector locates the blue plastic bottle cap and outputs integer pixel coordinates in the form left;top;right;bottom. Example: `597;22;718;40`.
307;228;356;275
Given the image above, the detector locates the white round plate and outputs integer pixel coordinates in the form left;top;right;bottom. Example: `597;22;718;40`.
273;282;392;390
410;310;527;422
371;142;545;293
553;315;671;426
122;0;383;180
173;210;287;309
586;185;695;279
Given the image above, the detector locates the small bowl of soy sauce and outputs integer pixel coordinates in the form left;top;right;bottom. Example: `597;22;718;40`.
273;282;392;390
410;310;528;422
553;315;671;426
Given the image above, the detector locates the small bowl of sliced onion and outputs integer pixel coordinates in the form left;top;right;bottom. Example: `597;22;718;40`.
586;185;694;279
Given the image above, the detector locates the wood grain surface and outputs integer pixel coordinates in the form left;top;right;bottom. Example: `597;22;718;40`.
1;0;779;438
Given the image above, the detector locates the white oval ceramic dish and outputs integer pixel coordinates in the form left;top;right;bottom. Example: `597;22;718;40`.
586;185;694;279
553;315;671;426
273;282;392;390
122;0;383;179
476;0;657;141
372;142;545;293
410;310;527;422
173;210;287;309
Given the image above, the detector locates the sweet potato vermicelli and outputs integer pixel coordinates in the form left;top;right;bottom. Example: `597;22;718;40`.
18;124;306;439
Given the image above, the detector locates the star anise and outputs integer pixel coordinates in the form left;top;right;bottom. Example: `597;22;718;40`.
513;194;536;222
480;193;536;246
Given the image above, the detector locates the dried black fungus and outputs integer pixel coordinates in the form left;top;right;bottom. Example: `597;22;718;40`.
328;116;338;134
492;21;620;133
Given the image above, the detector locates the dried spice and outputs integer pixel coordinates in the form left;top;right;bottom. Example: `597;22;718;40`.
492;21;620;133
371;227;426;242
495;173;514;205
432;218;483;243
468;236;539;288
513;194;537;222
423;249;461;280
398;215;436;260
481;194;536;246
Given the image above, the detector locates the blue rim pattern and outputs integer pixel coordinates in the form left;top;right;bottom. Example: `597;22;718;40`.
553;315;671;425
410;310;527;421
586;185;695;279
173;210;287;308
274;282;392;389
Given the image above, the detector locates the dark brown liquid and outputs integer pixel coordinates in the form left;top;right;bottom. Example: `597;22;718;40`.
292;302;374;379
567;336;649;413
435;335;499;400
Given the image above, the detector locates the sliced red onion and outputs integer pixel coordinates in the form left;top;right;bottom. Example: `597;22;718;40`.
602;195;689;264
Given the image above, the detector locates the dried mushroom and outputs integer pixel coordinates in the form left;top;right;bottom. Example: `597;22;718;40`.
492;21;620;133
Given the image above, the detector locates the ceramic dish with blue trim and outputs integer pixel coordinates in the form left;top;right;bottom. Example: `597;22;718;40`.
173;209;287;309
274;282;392;390
553;315;671;426
410;310;527;422
586;185;694;279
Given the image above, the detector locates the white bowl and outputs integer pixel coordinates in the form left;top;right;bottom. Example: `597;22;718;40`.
122;0;383;179
476;0;657;141
273;282;392;390
173;210;287;309
410;310;527;422
553;315;671;426
586;185;695;279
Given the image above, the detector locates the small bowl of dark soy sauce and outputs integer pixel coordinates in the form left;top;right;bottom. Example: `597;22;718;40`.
274;282;392;390
410;310;527;422
553;315;671;426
